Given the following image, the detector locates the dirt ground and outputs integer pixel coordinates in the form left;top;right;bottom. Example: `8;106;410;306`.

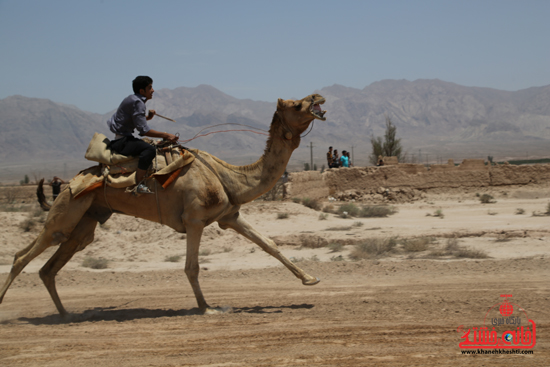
0;184;549;366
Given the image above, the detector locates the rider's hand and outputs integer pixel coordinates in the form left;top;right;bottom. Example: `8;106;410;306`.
164;133;178;143
146;109;156;120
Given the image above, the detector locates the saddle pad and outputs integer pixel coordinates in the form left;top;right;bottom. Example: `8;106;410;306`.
84;132;136;165
70;166;104;199
70;149;196;198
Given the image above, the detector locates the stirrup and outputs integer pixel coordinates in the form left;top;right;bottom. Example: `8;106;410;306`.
135;183;154;195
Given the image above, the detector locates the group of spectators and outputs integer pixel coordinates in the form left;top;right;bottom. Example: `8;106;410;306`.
326;146;352;168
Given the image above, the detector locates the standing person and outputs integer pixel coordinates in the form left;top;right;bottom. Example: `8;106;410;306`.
107;76;179;194
340;150;349;167
332;149;340;168
49;176;65;200
326;146;333;167
345;151;353;167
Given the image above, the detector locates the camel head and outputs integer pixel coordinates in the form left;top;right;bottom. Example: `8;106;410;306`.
276;94;326;137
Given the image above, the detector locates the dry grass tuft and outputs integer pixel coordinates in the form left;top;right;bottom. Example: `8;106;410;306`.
300;235;329;249
82;257;109;269
349;238;397;260
301;198;322;211
328;242;344;253
479;194;496;204
401;237;435;252
455;247;489;259
359;205;398;218
325;226;352;231
165;255;183;262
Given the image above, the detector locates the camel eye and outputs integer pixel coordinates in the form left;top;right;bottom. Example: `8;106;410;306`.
294;102;302;110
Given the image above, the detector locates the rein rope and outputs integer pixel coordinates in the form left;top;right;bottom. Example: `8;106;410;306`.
176;116;316;145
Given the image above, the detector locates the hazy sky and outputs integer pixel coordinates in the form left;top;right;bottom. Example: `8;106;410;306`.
1;0;549;114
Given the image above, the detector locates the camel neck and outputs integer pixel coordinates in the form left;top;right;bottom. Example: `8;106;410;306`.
206;112;298;205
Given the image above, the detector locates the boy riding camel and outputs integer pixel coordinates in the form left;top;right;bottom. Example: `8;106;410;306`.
107;76;178;194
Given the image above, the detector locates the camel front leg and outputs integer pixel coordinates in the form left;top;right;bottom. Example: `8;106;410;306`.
219;213;320;285
184;220;210;312
39;215;98;316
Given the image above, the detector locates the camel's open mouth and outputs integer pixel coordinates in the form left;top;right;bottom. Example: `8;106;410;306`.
310;99;327;121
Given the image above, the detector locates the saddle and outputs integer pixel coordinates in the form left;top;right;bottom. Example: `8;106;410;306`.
70;133;195;199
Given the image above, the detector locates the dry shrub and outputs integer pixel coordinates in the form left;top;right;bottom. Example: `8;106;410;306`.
301;198;322;211
445;238;460;252
322;204;335;213
82;257;109;269
4;189;16;204
277;212;289;219
165;255;182;262
19;218;36;232
455;247;489;259
325;225;352;231
328;242;344;253
338;203;360;217
199;249;211;256
495;233;510;242
435;238;489;259
318;213;328;220
349;238;397;260
259;181;284;201
479;194;495;204
359;205;398;218
299;235;328;249
401;237;434;252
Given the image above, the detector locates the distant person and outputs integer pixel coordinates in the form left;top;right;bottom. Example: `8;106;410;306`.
345;151;353;167
49;176;65;200
340;150;349;167
376;155;384;166
107;76;179;194
331;149;340;168
326;146;333;167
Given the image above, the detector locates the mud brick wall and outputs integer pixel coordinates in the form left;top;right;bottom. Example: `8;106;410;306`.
288;160;550;199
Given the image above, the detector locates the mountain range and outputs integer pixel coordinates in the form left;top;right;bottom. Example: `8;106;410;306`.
1;79;549;181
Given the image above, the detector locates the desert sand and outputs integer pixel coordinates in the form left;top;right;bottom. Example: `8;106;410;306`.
0;183;549;366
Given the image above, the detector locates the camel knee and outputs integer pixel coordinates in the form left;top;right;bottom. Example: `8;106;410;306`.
39;268;52;284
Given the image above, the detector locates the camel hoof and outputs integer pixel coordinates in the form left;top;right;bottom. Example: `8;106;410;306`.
204;306;233;315
302;277;320;286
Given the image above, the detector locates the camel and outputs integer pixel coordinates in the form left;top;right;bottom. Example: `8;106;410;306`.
0;94;327;316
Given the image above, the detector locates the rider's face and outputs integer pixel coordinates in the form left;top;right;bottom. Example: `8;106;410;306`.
140;84;154;101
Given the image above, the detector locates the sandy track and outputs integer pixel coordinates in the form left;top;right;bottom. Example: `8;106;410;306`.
1;259;549;366
1;186;549;366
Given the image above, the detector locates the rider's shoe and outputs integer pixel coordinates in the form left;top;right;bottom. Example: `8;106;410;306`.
135;183;154;194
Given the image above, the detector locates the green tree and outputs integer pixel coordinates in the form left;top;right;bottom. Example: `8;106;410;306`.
304;163;310;171
369;115;403;165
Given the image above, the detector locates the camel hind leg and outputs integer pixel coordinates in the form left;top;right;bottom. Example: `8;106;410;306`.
39;214;98;316
0;229;66;304
0;191;94;306
0;238;40;303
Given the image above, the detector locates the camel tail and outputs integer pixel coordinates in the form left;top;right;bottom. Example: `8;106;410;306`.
37;178;51;212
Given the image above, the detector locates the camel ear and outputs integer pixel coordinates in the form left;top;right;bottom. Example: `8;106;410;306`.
277;98;285;110
293;101;302;110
